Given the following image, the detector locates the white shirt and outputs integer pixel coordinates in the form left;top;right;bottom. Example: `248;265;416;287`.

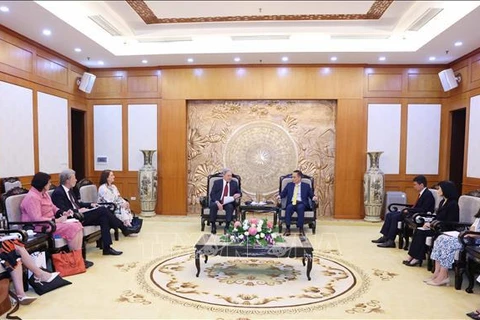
62;185;77;208
221;179;231;201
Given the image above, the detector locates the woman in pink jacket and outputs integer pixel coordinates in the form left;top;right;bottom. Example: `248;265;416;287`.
20;172;83;251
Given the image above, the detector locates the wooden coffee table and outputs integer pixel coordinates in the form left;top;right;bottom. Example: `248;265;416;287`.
194;234;314;280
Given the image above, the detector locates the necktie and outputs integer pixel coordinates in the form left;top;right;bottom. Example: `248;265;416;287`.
68;190;80;210
413;193;420;207
292;184;299;205
221;182;229;203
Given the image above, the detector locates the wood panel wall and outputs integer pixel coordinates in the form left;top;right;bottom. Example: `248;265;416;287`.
449;51;480;194
2;24;480;218
0;26;87;194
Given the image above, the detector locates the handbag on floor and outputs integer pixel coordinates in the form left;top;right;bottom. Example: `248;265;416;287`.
52;250;86;277
28;274;71;296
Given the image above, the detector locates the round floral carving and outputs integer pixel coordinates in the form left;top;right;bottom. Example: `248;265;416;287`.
224;121;297;194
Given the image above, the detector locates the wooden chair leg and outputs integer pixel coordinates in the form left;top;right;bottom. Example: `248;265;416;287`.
114;228;119;241
466;257;475;293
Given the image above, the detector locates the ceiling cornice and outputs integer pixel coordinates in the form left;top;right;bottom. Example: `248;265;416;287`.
126;0;394;24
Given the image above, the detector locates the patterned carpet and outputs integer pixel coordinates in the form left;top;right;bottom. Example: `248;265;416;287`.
10;216;480;319
138;248;368;314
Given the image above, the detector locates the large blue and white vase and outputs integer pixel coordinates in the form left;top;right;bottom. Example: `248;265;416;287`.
139;149;157;217
363;151;385;222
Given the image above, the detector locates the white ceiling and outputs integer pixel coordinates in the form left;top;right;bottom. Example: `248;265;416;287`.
0;1;480;68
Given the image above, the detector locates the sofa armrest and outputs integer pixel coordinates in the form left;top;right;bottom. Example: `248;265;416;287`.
7;220;56;235
388;203;413;212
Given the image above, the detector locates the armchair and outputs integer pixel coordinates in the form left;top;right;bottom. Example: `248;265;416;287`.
392;188;441;250
199;172;241;231
462;231;480;293
1;177;21;194
76;179;118;241
76;178;125;248
277;173;317;234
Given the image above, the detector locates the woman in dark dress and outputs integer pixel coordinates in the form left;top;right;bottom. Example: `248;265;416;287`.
402;180;459;267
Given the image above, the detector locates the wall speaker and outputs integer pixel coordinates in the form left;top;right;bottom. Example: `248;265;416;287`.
438;68;461;92
77;72;96;93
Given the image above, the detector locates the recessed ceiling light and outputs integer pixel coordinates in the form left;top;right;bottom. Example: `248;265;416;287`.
454;41;463;47
142;59;148;64
234;57;241;62
98;60;104;65
281;56;289;62
42;29;52;36
378;56;386;61
330;56;337;61
429;56;436;61
74;48;82;52
187;58;194;63
0;6;9;12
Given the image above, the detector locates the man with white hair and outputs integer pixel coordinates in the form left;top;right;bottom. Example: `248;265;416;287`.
208;168;241;234
51;169;139;256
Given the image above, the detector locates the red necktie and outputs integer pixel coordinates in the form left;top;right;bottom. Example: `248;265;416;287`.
221;182;229;203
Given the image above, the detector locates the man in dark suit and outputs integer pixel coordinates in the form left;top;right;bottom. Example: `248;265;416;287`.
51;169;138;256
278;170;317;236
209;168;241;234
373;175;435;248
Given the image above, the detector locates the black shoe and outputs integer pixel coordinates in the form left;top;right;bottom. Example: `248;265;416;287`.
298;228;305;236
122;226;139;237
377;240;395;248
404;259;422;267
103;247;123;256
371;236;387;243
84;260;94;268
283;228;291;236
211;224;216;235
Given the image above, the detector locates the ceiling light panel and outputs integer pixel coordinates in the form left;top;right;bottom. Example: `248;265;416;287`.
406;8;444;32
88;15;123;36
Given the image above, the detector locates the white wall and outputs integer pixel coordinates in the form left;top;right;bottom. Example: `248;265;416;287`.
37;92;69;173
0;81;35;177
467;95;480;178
367;104;401;174
93;105;123;171
128;104;157;171
406;104;441;174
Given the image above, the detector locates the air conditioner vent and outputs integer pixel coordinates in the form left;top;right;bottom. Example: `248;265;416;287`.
231;35;290;41
331;34;390;40
88;15;123;36
138;37;193;43
406;8;443;32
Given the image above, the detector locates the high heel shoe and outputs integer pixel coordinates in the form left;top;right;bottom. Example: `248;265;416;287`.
17;295;37;305
405;259;422;267
423;277;435;283
426;277;450;286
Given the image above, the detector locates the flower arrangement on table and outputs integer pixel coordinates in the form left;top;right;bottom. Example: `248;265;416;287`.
220;218;285;246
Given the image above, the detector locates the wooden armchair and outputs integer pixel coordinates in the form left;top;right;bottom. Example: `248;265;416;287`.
277;173;318;234
398;188;442;250
199;172;241;231
76;178;119;241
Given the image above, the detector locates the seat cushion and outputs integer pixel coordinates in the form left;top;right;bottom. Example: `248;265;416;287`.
83;225;101;236
202;208;229;217
280;210;315;218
